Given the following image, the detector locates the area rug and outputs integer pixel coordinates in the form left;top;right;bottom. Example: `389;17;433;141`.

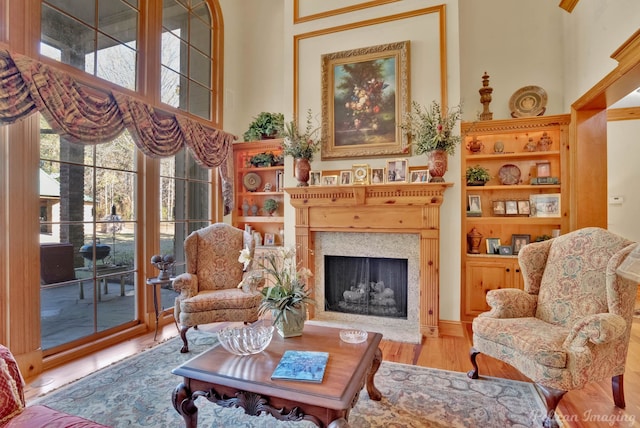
33;330;553;427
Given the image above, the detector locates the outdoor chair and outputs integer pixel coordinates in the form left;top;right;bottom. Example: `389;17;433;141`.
172;223;264;353
468;227;637;428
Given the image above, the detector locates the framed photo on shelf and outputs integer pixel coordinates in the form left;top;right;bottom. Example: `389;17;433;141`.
264;233;275;246
486;238;501;255
322;175;338;186
468;195;482;214
386;159;408;182
505;200;518;215
536;161;551;178
530;193;561;217
352;164;370;185
320;41;410;160
517;200;531;215
370;167;385;184
511;234;531;255
339;170;352;185
410;169;430;183
499;245;513;255
309;171;322;186
492;200;506;216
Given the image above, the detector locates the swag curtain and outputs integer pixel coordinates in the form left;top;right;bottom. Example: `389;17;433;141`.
0;49;235;214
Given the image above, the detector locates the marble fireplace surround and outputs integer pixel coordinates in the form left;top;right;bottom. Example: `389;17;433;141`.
315;232;420;343
285;182;452;341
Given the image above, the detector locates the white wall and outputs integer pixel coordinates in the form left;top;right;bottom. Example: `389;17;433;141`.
561;0;640;109
607;120;640;242
561;0;640;243
219;0;285;138
459;0;565;120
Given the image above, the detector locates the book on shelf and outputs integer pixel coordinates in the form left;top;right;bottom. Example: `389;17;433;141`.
271;350;329;383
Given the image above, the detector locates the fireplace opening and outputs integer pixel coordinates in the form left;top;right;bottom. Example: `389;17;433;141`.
324;255;408;319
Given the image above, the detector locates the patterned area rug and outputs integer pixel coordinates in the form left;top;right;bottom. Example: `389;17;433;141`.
34;330;552;427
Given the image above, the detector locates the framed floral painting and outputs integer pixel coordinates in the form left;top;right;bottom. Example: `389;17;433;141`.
320;40;410;159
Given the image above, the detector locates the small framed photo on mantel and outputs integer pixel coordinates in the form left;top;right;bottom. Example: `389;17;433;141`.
370;167;385;184
386;159;408;183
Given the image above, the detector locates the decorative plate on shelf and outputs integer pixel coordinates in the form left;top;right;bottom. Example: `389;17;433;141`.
498;164;521;185
243;172;261;192
509;85;547;118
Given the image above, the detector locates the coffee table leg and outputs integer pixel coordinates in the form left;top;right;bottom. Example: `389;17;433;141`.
172;382;198;428
366;347;382;401
328;418;349;428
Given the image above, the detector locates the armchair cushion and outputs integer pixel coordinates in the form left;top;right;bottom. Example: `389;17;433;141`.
180;288;262;313
473;317;570;368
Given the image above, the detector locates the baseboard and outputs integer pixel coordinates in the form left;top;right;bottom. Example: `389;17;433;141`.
438;320;465;337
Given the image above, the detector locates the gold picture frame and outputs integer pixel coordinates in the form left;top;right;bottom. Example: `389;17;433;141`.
352;164;370;185
321;40;410;160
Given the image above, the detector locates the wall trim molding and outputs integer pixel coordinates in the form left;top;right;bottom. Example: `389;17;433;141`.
292;5;447;123
293;0;401;24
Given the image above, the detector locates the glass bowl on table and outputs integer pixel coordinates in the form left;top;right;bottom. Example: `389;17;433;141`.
340;329;368;344
217;325;274;356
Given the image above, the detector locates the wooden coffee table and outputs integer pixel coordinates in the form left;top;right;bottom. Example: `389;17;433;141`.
171;324;382;427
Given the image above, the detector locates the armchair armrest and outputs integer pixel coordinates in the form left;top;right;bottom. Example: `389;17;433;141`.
172;273;198;298
563;313;627;348
479;288;537;319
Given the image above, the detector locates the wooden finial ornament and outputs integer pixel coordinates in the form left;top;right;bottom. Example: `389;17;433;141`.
479;71;493;120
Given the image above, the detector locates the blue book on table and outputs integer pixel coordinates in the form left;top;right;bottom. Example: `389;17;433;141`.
271;350;329;383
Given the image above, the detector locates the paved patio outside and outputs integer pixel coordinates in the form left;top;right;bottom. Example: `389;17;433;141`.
40;274;178;350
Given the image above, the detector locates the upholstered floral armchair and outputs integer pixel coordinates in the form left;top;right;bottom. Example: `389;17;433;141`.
173;223;264;353
468;227;637;428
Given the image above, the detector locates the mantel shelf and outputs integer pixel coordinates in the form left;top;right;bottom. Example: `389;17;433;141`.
285;182;453;207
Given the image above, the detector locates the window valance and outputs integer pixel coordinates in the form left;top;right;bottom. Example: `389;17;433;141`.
0;48;236;214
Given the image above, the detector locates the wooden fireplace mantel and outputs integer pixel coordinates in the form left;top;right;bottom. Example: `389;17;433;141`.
285;182;453;338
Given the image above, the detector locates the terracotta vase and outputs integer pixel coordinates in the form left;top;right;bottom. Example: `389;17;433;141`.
294;158;311;187
427;150;448;182
466;227;483;254
466;139;484;153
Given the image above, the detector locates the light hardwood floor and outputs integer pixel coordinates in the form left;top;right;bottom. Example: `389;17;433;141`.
24;317;639;427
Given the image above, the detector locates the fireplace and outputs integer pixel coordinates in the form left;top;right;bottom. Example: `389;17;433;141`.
324;255;408;319
313;232;420;342
285;182;451;341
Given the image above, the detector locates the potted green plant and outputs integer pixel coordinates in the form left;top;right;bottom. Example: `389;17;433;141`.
466;165;491;186
243;112;285;141
239;247;314;338
262;198;279;216
281;109;321;186
399;100;462;182
248;152;275;167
